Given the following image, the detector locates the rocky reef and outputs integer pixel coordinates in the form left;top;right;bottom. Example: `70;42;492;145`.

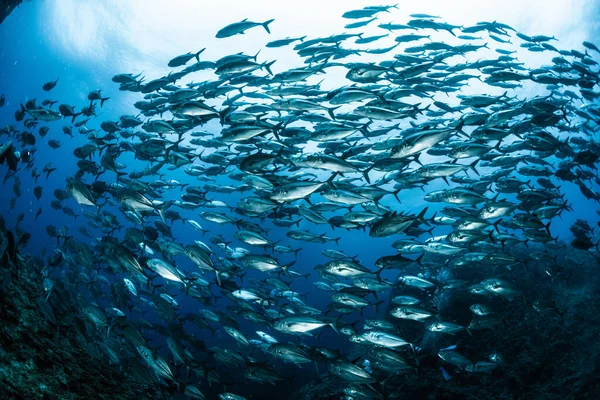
0;235;154;400
0;0;26;25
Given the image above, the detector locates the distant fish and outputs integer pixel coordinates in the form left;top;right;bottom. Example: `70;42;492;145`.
42;77;59;91
168;48;205;67
266;36;305;48
216;18;275;38
87;90;110;107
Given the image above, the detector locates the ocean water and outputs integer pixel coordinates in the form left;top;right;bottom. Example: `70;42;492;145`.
1;1;600;399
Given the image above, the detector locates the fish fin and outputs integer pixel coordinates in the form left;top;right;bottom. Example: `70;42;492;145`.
416;206;428;222
493;219;502;233
362;166;372;184
469;159;480;176
384;188;399;204
195;48;206;62
327;105;340;119
326;172;338;188
545;220;552;234
283;261;296;274
262;19;275;34
263;60;276;75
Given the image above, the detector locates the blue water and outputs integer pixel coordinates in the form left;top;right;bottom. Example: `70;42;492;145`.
2;1;600;399
0;3;593;270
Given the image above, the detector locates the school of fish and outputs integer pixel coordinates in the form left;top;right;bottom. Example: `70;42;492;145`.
2;4;600;399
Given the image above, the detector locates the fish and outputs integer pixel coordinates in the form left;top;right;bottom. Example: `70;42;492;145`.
88;90;110;107
216;18;275;38
42;77;60;91
273;316;330;335
26;108;61;121
266;36;306;48
1;5;600;400
361;331;409;348
168;49;205;67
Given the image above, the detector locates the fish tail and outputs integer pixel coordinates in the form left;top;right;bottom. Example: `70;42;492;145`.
155;200;173;223
416;206;429;222
195;48;205;62
362;166;372;184
469;159;480;176
493;219;502;233
326;172;338;188
359;121;372;136
545;220;552;235
327;105;340;119
283;261;296;275
264;60;276;75
262;19;275;34
393;188;402;203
